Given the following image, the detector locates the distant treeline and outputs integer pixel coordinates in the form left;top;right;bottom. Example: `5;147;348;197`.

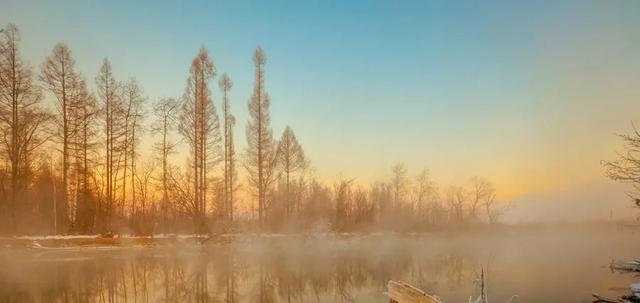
0;24;506;235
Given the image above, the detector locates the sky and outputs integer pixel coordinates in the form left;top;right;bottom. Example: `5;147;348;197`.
2;0;640;219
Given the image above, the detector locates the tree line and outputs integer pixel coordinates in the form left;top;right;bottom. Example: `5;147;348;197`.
0;24;506;235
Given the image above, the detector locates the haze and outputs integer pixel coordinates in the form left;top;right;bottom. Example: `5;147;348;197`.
4;1;640;303
3;1;640;222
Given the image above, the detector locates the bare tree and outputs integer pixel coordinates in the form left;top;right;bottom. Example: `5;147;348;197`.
276;126;307;217
219;73;236;224
152;97;179;226
120;78;144;216
0;24;50;230
166;166;199;223
469;176;494;221
96;58;122;228
351;185;374;227
134;160;156;219
446;185;467;223
244;47;278;229
603;123;640;202
179;47;222;232
334;178;354;231
413;168;438;224
482;189;501;224
391;163;409;207
75;80;99;232
129;93;144;217
40;43;86;227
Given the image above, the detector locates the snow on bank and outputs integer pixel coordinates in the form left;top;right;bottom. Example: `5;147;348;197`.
7;233;211;241
12;234;100;240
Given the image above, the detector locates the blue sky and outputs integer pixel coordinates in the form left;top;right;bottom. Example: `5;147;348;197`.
2;0;640;202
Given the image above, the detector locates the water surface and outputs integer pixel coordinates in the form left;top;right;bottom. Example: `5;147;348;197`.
0;226;637;302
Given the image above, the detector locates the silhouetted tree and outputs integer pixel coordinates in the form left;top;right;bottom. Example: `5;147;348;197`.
604;123;640;202
446;186;467;223
74;80;99;232
120;78;145;216
134;159;155;233
469;176;494;221
96;58;123;229
391;163;408;207
152;97;179;226
40;43;83;227
219;73;236;224
413;169;435;210
304;178;332;225
244;47;277;229
333;178;354;231
276;126;307;217
0;24;50;231
179;47;222;232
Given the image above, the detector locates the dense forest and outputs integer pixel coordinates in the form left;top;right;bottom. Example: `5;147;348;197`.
0;24;506;235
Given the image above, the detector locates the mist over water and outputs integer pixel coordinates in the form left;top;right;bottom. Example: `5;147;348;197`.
2;2;640;302
1;226;637;302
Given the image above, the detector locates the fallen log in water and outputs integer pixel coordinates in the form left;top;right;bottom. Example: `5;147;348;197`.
593;293;638;303
385;280;442;303
385;277;518;303
594;259;640;303
611;260;640;273
592;283;640;303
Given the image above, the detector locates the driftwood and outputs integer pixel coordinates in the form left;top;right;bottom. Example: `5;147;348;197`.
592;293;639;303
386;273;518;303
592;293;624;303
595;259;640;303
385;280;442;303
592;282;640;303
611;260;640;273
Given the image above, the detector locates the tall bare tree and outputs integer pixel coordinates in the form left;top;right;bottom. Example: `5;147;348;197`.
276;126;307;217
74;80;98;231
179;47;222;231
219;73;236;224
244;47;278;228
96;58;122;228
0;24;50;230
129;89;144;217
120;78;144;216
40;43;84;227
152;97;179;225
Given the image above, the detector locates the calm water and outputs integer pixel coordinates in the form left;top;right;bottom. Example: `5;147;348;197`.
1;226;638;302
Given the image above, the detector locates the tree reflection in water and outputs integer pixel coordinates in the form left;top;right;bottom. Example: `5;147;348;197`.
3;230;639;302
0;239;484;303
